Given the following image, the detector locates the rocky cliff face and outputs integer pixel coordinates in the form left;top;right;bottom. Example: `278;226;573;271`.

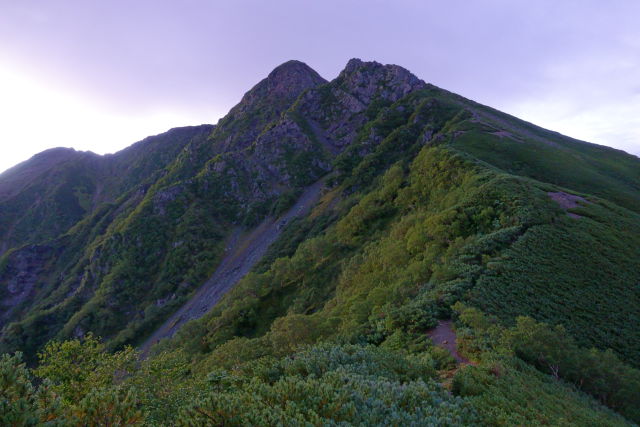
338;58;426;104
197;59;430;210
0;244;55;327
212;60;327;153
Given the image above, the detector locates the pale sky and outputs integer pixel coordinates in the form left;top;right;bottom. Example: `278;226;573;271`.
1;0;639;173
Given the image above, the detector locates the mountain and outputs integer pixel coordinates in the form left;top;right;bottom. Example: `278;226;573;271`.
0;125;214;256
1;59;639;425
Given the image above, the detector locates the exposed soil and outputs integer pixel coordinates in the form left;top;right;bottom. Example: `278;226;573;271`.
427;320;470;364
547;191;589;218
139;179;325;358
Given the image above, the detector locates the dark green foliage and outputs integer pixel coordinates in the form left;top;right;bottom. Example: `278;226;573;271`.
454;304;640;423
465;201;640;364
0;339;143;426
34;334;137;403
0;352;62;426
505;317;640;422
452;357;630;426
179;344;479;426
255;210;340;273
73;386;143;426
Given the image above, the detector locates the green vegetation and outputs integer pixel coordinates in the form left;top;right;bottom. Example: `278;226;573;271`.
453;303;640;423
452;357;630;426
448;113;640;213
156;144;638;424
2;319;632;425
0;340;142;426
2;60;640;424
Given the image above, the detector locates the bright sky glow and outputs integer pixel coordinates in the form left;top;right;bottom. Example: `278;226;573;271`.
0;62;223;173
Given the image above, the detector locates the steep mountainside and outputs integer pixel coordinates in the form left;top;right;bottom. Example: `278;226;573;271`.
1;59;639;425
0;125;213;256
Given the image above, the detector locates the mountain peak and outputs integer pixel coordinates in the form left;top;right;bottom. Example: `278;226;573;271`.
227;60;326;117
0;147;84;201
337;58;426;103
213;60;327;150
33;146;77;157
250;60;325;96
266;60;323;82
2;147;80;178
343;57;367;72
255;60;327;101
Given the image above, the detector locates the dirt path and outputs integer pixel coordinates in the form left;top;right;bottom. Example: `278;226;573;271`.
139;179;326;358
427;320;470;364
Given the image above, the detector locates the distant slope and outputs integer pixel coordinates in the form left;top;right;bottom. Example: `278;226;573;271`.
0;147;93;201
0;125;214;256
428;86;640;212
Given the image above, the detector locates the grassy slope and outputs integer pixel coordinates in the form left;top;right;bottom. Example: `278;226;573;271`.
467;201;640;362
166;90;640;363
433;87;640;213
422;99;640;364
156;142;638;424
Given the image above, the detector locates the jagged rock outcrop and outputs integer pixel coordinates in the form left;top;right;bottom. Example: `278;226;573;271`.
200;58;429;204
212;60;327;152
337;58;426;104
287;58;427;150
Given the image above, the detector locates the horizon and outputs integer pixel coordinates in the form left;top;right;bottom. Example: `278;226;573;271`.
1;1;639;173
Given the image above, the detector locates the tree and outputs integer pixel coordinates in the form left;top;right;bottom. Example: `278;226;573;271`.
0;352;62;426
34;333;137;403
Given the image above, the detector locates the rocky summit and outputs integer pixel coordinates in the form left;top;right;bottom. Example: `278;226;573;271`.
1;59;640;425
